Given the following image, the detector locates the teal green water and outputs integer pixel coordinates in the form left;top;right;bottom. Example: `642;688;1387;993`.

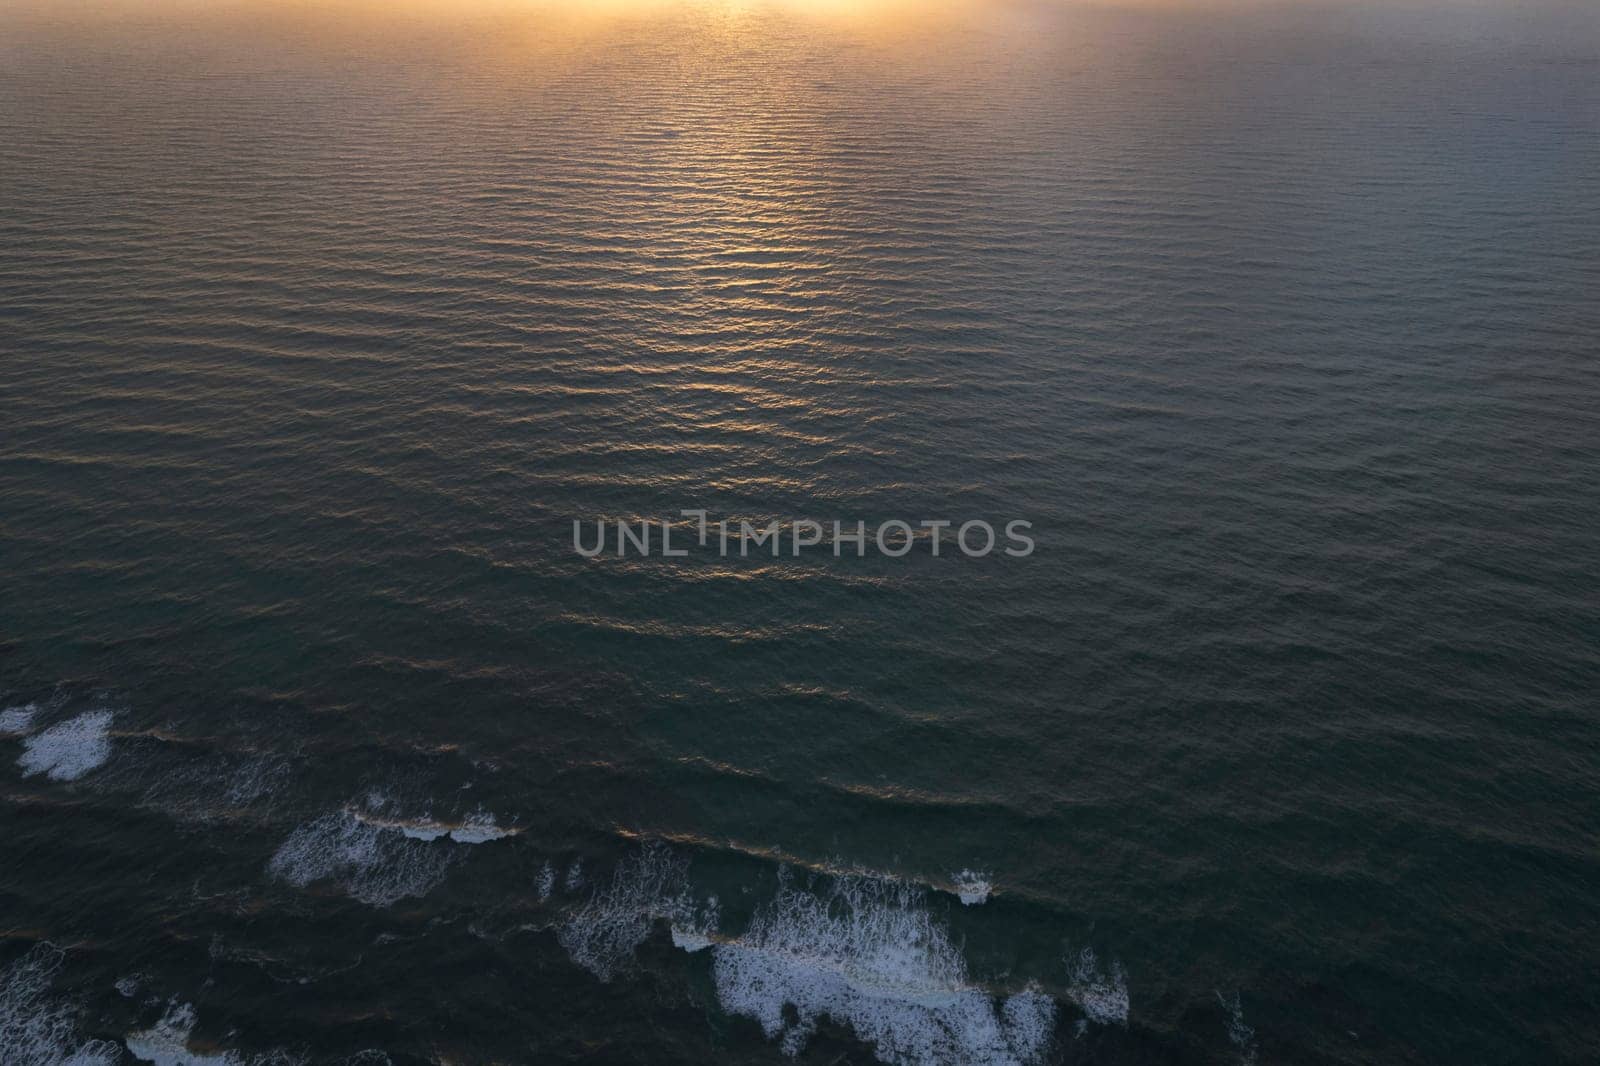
1;2;1598;1063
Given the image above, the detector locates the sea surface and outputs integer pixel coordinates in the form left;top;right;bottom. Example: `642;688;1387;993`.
1;1;1598;1063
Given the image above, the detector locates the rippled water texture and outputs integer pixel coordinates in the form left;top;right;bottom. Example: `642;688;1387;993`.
1;1;1598;1064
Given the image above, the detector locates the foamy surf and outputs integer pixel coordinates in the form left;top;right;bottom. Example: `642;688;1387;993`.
0;943;121;1066
267;793;520;904
556;842;718;980
1065;946;1129;1031
124;1000;303;1066
0;703;39;735
17;709;114;782
951;870;992;906
550;844;1059;1065
711;872;1055;1066
268;805;453;907
124;1003;234;1066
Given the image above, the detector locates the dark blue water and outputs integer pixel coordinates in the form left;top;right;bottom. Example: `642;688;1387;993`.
1;1;1598;1064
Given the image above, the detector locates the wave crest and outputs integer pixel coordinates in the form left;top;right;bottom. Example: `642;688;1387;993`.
267;807;454;907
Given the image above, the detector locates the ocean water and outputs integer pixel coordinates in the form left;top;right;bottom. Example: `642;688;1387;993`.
1;1;1598;1063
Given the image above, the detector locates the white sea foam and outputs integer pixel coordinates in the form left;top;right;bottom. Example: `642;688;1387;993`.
711;872;1055;1066
999;986;1056;1063
670;892;721;953
224;757;291;807
951;870;992;906
267;807;453;907
1065;947;1128;1028
1217;990;1258;1066
0;944;122;1066
123;1001;303;1066
564;858;585;891
17;710;114;782
138;754;291;824
0;703;39;735
445;808;517;843
124;1003;236;1065
536;861;556;902
269;792;520;904
557;842;714;980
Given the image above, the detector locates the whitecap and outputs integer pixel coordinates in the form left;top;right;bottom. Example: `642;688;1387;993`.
267;808;453;907
17;710;114;782
557;842;713;980
124;1000;303;1066
1064;946;1128;1027
445;808;518;843
670;892;721;952
0;703;39;735
0;943;122;1066
536;860;556;902
669;927;715;953
124;1002;236;1065
711;872;1054;1066
951;870;992;906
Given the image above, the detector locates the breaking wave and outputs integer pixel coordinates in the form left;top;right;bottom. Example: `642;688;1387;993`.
267;792;519;905
349;806;518;844
557;841;717;980
551;843;1061;1065
712;872;1055;1066
268;805;453;907
124;1000;304;1066
950;870;992;906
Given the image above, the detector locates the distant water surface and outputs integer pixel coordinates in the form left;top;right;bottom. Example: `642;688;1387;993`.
1;1;1598;1064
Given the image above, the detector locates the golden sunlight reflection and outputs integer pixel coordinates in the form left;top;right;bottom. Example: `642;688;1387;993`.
26;0;985;26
